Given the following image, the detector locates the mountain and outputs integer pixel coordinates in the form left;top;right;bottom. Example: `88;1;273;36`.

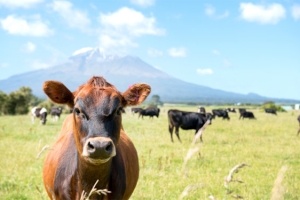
0;47;298;104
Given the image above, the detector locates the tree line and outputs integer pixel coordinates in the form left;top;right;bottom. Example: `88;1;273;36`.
0;87;43;115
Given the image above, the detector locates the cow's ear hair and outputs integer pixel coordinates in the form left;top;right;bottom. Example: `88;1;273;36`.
43;81;75;108
122;83;151;106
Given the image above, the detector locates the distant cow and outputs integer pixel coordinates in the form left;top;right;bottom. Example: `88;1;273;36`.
168;109;212;142
212;109;230;120
31;107;47;125
42;76;151;199
264;108;277;115
139;107;160;119
50;107;63;121
226;108;236;113
131;107;143;115
238;108;247;114
198;106;206;113
297;115;300;136
239;111;256;120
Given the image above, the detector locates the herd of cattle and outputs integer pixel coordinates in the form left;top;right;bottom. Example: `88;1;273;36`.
28;76;299;199
31;106;63;125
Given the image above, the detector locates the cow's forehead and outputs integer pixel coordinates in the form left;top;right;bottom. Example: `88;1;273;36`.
75;86;122;107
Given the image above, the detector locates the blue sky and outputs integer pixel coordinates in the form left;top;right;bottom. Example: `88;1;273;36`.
0;0;299;100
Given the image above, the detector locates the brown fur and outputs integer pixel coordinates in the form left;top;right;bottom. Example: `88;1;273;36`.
42;76;150;199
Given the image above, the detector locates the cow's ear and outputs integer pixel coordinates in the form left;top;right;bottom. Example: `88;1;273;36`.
43;81;75;108
122;84;151;106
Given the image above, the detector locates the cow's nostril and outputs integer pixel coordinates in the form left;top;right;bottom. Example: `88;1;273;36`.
105;143;112;153
87;141;95;152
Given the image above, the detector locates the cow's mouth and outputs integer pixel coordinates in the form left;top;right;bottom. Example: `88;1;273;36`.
82;137;116;165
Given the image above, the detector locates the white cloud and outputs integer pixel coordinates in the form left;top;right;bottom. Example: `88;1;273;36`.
239;3;286;24
292;4;300;20
30;60;52;69
147;48;163;57
0;15;53;36
1;63;9;68
99;34;138;52
205;5;215;16
72;47;93;56
168;47;186;57
197;68;213;75
49;0;90;30
130;0;155;7
97;7;165;52
212;49;220;55
23;42;36;53
205;4;229;19
0;0;43;8
99;7;165;37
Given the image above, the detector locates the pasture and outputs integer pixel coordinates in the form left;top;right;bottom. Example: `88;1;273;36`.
0;105;299;199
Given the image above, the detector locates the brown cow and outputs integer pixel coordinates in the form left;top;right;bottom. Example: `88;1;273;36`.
42;76;151;199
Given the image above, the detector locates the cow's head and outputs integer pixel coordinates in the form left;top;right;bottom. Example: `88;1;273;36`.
43;76;151;165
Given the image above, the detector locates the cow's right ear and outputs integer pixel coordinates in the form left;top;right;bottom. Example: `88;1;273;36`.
43;81;75;108
122;83;151;106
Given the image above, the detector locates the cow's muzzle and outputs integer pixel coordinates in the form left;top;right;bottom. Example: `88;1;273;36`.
82;137;116;165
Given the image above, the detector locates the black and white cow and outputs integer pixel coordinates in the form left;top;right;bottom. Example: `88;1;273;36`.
226;108;236;113
31;107;48;125
239;111;256;120
264;108;277;115
50;107;63;122
198;106;206;114
138;107;160;119
168;109;212;142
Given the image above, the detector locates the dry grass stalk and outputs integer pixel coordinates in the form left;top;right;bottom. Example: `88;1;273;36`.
224;163;249;188
181;119;211;174
36;145;50;159
192;119;211;145
270;165;288;200
80;180;111;200
178;184;204;200
181;146;200;174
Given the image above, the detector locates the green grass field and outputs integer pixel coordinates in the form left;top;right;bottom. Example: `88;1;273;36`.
0;105;299;199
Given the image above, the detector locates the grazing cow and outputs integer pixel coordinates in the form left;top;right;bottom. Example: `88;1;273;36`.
138;107;160;119
198;106;206;113
239;111;256;120
131;107;143;115
168;109;212;142
212;109;230;120
50;107;63;121
264;108;277;115
226;108;236;113
31;107;48;125
238;108;247;114
42;76;151;199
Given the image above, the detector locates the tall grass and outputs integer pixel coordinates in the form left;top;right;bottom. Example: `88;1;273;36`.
0;106;299;199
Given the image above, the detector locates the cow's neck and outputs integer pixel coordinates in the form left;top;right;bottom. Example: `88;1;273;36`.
77;155;112;197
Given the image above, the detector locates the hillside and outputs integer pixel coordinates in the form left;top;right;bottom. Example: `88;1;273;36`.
0;47;298;104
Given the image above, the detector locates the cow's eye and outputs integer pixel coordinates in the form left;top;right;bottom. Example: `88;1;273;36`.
74;108;80;115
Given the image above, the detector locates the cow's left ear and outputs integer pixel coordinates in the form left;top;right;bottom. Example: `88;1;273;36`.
122;84;151;106
43;80;75;108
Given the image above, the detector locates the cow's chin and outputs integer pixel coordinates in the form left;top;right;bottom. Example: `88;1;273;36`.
83;155;115;165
